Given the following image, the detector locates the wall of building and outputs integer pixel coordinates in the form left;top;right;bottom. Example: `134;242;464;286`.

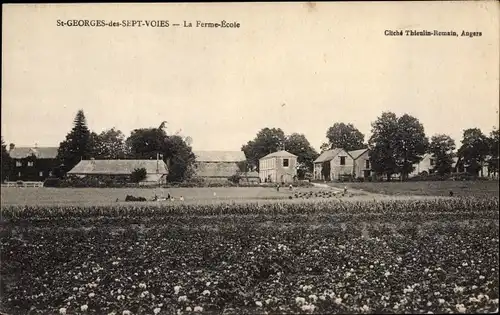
259;156;297;183
410;154;434;177
330;153;354;180
313;163;323;180
353;151;372;178
195;161;240;178
8;156;58;181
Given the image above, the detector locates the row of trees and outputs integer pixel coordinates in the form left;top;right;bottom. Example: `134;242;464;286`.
368;112;498;180
53;110;195;182
240;112;499;181
1;109;497;183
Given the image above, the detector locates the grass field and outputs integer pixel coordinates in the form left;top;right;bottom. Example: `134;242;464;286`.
329;180;499;198
0;186;314;206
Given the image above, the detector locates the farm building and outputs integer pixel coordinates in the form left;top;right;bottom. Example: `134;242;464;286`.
67;159;168;185
193;151;248;183
7;144;59;182
348;148;372;179
313;148;353;181
259;150;297;183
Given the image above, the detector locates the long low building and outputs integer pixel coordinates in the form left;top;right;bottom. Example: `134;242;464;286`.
67;159;168;184
193;150;251;183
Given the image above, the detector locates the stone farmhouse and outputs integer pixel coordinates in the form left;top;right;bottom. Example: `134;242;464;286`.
313;148;353;181
8;144;59;181
67;159;168;185
259;150;297;183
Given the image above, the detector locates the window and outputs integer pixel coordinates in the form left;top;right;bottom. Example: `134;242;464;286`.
365;160;370;169
27;161;34;167
16;161;22;167
340;156;346;165
283;159;289;167
39;171;43;177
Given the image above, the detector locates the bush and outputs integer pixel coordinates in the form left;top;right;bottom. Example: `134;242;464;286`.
43;178;61;187
228;174;242;184
130;168;147;183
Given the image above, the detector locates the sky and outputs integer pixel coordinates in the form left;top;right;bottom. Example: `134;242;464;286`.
2;2;499;152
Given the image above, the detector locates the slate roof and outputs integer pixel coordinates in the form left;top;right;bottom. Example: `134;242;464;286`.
67;160;168;175
314;148;343;163
260;150;297;160
9;147;58;159
348;149;369;160
193;151;246;162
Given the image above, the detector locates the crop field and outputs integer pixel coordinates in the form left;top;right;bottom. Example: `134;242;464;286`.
329;180;499;198
1;195;499;315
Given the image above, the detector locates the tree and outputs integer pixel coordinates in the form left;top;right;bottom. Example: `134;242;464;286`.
241;128;286;171
125;127;195;182
1;137;11;182
394;114;429;180
126;128;166;160
487;128;499;176
92;128;127;159
130;168;147;183
56;110;93;174
368;112;399;181
320;142;330;153
284;133;319;179
429;134;456;176
325;123;365;151
164;135;196;183
369;112;428;181
457;128;489;176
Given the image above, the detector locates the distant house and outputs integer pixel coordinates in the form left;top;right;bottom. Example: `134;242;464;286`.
67;159;168;185
193;151;247;183
313;148;353;181
259;150;297;183
348;148;372;179
8;144;59;181
409;153;435;177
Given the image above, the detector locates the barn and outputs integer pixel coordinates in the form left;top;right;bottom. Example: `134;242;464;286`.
193;151;248;183
67;159;168;185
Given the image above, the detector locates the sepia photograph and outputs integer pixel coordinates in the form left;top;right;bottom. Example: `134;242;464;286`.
1;2;499;314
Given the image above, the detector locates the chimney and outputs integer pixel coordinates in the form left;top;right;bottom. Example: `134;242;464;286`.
9;143;15;152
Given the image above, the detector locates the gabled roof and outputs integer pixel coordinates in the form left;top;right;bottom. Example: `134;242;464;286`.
348;149;369;160
9;147;58;159
67;159;168;175
260;150;297;160
314;148;343;163
194;151;246;162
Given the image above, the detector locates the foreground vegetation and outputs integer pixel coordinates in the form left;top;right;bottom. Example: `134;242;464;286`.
1;197;499;314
